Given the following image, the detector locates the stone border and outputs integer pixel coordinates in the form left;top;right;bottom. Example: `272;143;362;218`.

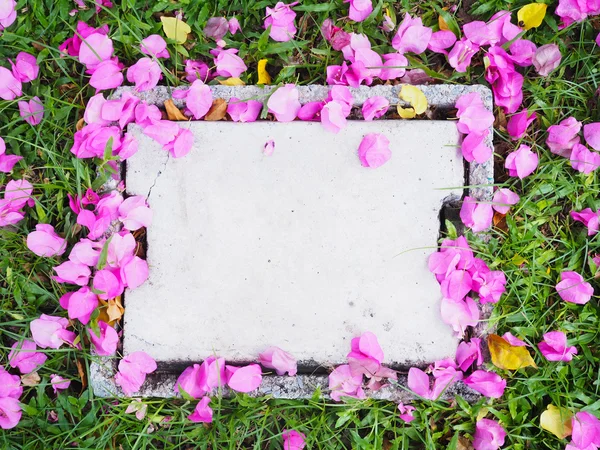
90;84;494;399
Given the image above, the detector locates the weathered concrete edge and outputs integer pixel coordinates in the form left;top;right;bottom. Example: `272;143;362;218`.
90;84;494;400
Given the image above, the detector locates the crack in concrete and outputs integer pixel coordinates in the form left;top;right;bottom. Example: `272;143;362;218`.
146;151;170;200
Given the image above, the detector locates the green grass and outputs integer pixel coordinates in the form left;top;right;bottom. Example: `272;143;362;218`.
1;0;600;448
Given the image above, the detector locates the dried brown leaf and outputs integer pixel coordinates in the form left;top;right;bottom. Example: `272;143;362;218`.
76;118;85;131
21;371;41;386
205;98;227;121
164;99;188;121
76;358;87;390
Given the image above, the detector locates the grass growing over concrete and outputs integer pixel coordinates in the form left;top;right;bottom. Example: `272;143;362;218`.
1;0;599;448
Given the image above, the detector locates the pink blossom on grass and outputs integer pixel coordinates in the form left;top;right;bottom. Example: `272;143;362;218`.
464;370;506;398
226;364;263;393
407;366;460;400
507;109;536;140
18;97;44;126
460;196;493;232
571;208;600;236
8;340;47;374
533;44;562;77
358;133;391;168
127;57;162;92
440;296;479;336
547;117;581;158
461;132;492;164
71;123;122;159
0;397;21;430
362;96;389;120
89;321;118;356
89;59;124;91
66;286;98;325
473;268;506;304
0;0;17;32
448;38;479;73
27;224;66;257
227;98;262;122
30;314;75;349
204;17;229;40
140;34;169;58
571;412;600;449
538;331;578;362
283;429;306;450
268;84;301;122
185;60;211;83
79;33;113;70
0;367;21;402
0;66;22;101
584;123;600;151
50;374;71;394
321;19;350;50
570;143;600;173
463;21;494;46
259;346;297;376
188;396;213;423
264;2;297;42
398;402;416;422
328;364;365;401
10;52;39;82
556;271;593;304
427;30;457;54
455;338;483;371
492;188;519;214
54;260;91;286
379;53;408;80
92;269;123;300
505;145;538;179
391;13;432;55
175;364;205;398
509;39;537;66
473;418;506;450
0;136;22;173
229;17;241;34
345;0;372;22
440;269;473;302
115;351;157;395
214;49;247;78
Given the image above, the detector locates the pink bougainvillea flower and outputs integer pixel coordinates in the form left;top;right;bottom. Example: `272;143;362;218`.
227;98;262;122
229;17;241;34
143;119;180;146
507;109;536;140
184;59;211;83
79;33;113;69
464;370;506;398
0;366;22;399
0;136;22;173
0;397;21;430
92;269;123;300
345;0;372;22
456;93;494;134
4;179;34;209
555;0;591;27
30;314;75;349
204;17;229;40
282;429;306;450
259;346;297;376
461;131;492;164
84;93;109;125
50;374;71;394
571;411;600;449
509;39;537;66
501;332;527;347
347;331;384;377
53;260;91;286
379;52;408;80
264;139;275;156
119;255;149;289
398;402;416;423
59;21;108;57
66;286;98;325
462;21;495;46
89;320;118;356
328;364;365;401
472;268;507;305
556;271;593;304
18;96;44;126
115;351;157;395
362;96;389;120
298;101;323;121
571;208;600;236
486;47;524;113
391;13;432;55
26;224;66;257
447;38;479;73
181;80;213;120
358;133;391;168
538;331;578;362
381;14;395;32
492;188;519;214
547;117;581;158
226;364;263;393
321;19;351;51
267;84;301;122
473;418;506;450
505;144;538;179
0;0;17;32
127;57;162;92
214;48;247;78
533;44;562;77
188;396;213;423
71;123;122;159
264;2;297;42
570;143;600;174
0;66;23;101
10;52;39;83
455;338;483;371
140;34;169;59
407;367;458;400
116;132;139;160
174;357;227;398
321;101;347;134
8;340;47;374
440;296;479;335
440;269;473;302
76;210;111;240
175;364;205;398
340;33;382;81
163;126;194;159
584;122;600;151
487;10;521;44
89;59;124;91
118;195;152;230
427;30;457;54
460;196;493;232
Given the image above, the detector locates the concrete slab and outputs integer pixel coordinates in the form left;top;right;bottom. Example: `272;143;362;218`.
123;119;463;367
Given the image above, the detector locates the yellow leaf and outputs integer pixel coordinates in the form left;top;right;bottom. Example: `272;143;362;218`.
540;405;573;439
438;7;449;30
98;297;124;326
517;3;547;30
488;334;537;370
164;99;188;121
218;77;246;86
257;59;271;85
398;85;427;119
160;16;191;44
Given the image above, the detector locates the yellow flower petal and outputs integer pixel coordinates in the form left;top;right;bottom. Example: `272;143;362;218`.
160;16;191;44
218;77;246;86
399;85;427;116
540;405;573;439
257;59;271;85
397;107;416;119
517;3;547;30
488;334;537;371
